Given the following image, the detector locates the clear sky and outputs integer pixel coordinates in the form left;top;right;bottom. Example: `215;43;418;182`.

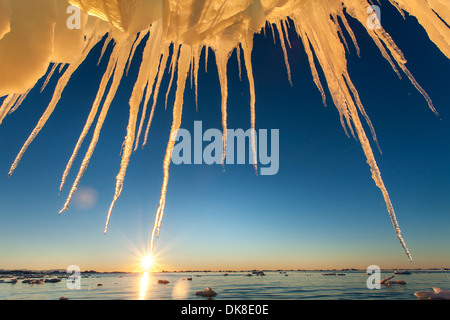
0;4;449;272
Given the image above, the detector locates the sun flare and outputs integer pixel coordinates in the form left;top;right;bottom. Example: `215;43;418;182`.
142;255;154;272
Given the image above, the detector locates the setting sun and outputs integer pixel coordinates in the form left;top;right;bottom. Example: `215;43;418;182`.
142;256;154;271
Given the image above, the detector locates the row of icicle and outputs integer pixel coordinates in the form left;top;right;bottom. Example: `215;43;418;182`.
1;0;450;261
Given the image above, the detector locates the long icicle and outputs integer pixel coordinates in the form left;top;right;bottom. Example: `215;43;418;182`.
276;20;293;86
344;80;412;261
293;19;327;106
59;39;119;195
8;27;100;177
192;46;202;112
142;47;170;148
133;23;163;152
241;36;258;174
215;49;229;166
165;44;181;111
150;45;191;254
60;37;135;214
105;23;164;232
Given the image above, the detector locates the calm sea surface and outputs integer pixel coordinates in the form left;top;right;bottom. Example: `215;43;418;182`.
1;271;449;300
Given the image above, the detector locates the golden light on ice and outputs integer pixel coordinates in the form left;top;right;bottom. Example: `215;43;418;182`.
1;0;449;262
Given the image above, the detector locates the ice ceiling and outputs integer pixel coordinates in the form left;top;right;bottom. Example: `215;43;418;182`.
1;0;449;261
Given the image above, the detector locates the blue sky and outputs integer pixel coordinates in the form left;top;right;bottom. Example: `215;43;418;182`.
0;3;449;271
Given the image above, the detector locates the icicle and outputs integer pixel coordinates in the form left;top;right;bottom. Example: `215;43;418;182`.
236;44;242;81
59;63;67;74
377;24;437;114
189;50;194;90
205;46;209;73
132;23;163;152
339;13;361;57
151;45;191;248
134;79;153;151
126;31;149;76
215;49;229;166
59;39;119;195
165;44;180;110
8;28;101;178
98;33;113;66
349;3;438;115
275;20;293;86
344;71;381;153
133;57;161;152
401;66;437;115
282;19;292;49
390;2;406;20
295;23;327;106
269;22;277;44
292;2;412;260
332;14;351;54
60;37;135;214
105;24;164;231
346;5;404;78
143;48;170;148
389;0;450;59
9;88;31;115
0;94;18;125
40;63;58;93
193;46;202;111
345;88;412;262
241;37;258;174
297;8;356;139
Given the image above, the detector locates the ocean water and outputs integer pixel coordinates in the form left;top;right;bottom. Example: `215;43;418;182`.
1;271;449;300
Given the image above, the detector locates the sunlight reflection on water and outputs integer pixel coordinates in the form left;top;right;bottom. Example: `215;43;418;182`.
1;271;449;300
139;272;150;300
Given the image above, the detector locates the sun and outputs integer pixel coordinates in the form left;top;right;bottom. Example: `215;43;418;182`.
141;255;154;271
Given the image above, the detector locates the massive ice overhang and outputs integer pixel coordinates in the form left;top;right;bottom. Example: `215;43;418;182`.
1;0;449;260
